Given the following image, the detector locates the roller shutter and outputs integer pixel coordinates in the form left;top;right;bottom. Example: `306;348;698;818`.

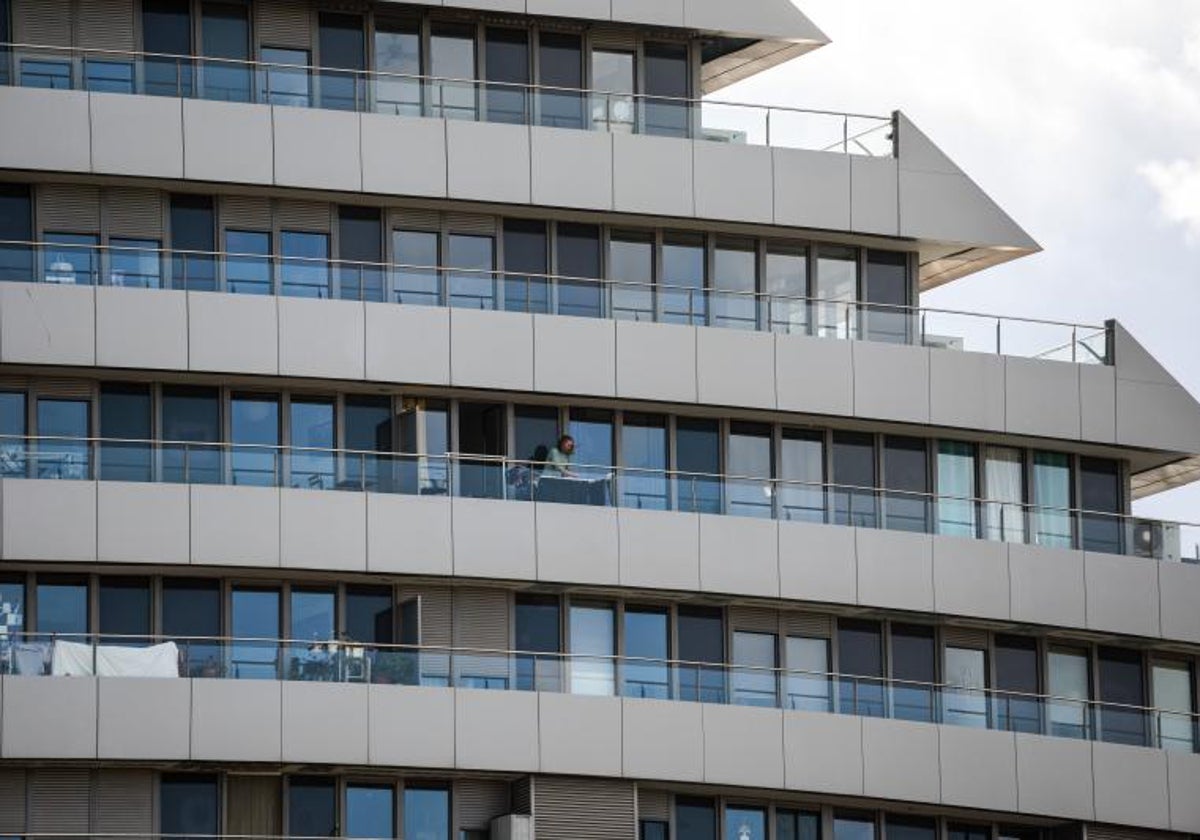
226;775;282;836
76;0;135;51
389;208;442;231
942;626;989;650
453;587;510;682
28;768;91;834
783;611;832;638
91;769;154;834
39;184;101;233
636;787;670;822
221;195;273;232
0;768;27;834
454;778;511;832
256;0;312;50
444;213;497;236
728;605;778;634
13;0;72;45
105;188;164;239
276;200;331;232
533;777;635;840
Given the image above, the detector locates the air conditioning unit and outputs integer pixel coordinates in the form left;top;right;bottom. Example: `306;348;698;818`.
922;333;964;351
490;814;533;840
1132;519;1181;562
700;127;748;144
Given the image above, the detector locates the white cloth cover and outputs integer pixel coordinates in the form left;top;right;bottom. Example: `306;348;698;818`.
51;640;180;677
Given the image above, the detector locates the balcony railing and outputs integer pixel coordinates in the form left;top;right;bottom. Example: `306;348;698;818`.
0;436;1193;562
2;632;1195;754
0;240;1111;362
0;41;895;155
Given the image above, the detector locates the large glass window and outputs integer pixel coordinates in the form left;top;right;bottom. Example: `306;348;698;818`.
0;576;26;651
831;432;876;528
0;390;24;479
346;785;394;839
937;441;977;537
161;774;220;838
375;20;422;116
225;230;272;295
345;585;394;644
457;401;505;499
727;422;772;518
1152;661;1195;752
1048;648;1091;739
677;606;723;703
675;797;716;840
0;0;9;87
885;817;936;840
837;619;883;716
170;195;216;291
891;624;935;722
1032;451;1072;548
430;25;476;120
36;576;88;637
503;219;548;314
643;42;689;137
786;635;831;712
779;429;824;523
732;630;777;707
290;398;335;489
1098;647;1146;746
557;223;603;319
162;386;221;484
510;404;557;500
515;594;560;692
392;229;439;306
484;28;529;125
1080;456;1122;554
230;586;280;679
676;417;720;514
833;813;875;840
98;576;151;641
882;436;929;533
231;394;279;486
712;239;757;330
609;232;654;322
403;785;449;840
539;33;583;128
143;0;193;97
944;646;989;728
163;578;221;677
288;777;337;838
44;233;99;286
568;407;613;483
863;250;910;344
318;13;365;110
260;47;311;107
815;247;858;339
995;635;1041;734
661;234;705;325
765;244;807;334
984;446;1025;543
570;602;615;695
725;806;767;840
446;234;494;310
777;811;820;840
281;231;331;298
338;206;383;302
623;605;668;699
100;384;152;482
108;237;162;288
288;588;335;679
201;1;251;102
621;413;668;511
591;50;634;133
0;183;33;282
345;396;393;491
36;398;90;479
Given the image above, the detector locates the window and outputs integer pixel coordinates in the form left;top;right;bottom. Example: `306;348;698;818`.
937;441;977;537
346;784;394;838
725;806;767;840
765;244;807;334
621;413;668;511
225;230;272;294
231;393;280;486
815;247;857;339
100;384;152;482
727;422;772;518
515;594;560;691
289;588;335;679
0;576;26;652
163;579;221;677
569;602;615;695
162;386;221;484
944;646;989;728
392;229;439;305
643;42;689;137
281;231;331;298
712;239;757;330
1152;661;1195;752
338;206;383;301
1098;647;1146;746
833;813;874;840
170;195;216;291
609;232;654;322
143;0;193;96
20;57;71;89
947;825;991;840
161;774;220;837
984;446;1025;542
457;401;505;499
882;436;929;533
446;233;494;310
786;635;830;711
661;233;705;325
44;233;99;285
403;785;450;840
318;13;365;110
201;1;251;102
779;429;824;523
109;237;162;288
85;57;135;93
512;404;558;499
592;50;634;133
732;631;777;707
503;219;548;314
430;25;476;120
288;777;337;837
484;28;529;125
568;407;613;477
677;606;724;703
837;619;883;716
1048;647;1090;738
675;797;716;840
36;397;90;479
0;183;33;282
98;576;151;641
557;223;602;319
885;816;936;840
891;624;935;722
831;432;876;528
640;821;668;840
676;417;720;514
260;47;310;107
863;250;910;343
777;810;820;840
539;33;583;129
1032;451;1072;548
290;397;335;488
345;396;393;491
375;19;422;116
0;0;9;87
36;576;89;637
623;605;668;699
995;634;1041;733
231;586;280;679
1080;457;1122;554
345;585;394;644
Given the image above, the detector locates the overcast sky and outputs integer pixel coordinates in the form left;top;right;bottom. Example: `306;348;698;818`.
726;0;1200;524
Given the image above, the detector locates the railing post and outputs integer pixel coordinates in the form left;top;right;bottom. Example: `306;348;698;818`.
1071;325;1078;363
766;108;772;147
995;318;1002;355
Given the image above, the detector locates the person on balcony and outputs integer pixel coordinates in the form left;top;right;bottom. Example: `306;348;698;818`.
547;435;578;478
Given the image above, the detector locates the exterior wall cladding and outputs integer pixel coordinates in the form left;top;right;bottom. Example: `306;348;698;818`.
1;2;1200;840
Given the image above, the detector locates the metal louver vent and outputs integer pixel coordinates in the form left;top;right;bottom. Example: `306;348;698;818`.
276;200;332;232
390;208;443;231
221;196;273;232
454;779;511;831
533;777;636;840
942;626;989;650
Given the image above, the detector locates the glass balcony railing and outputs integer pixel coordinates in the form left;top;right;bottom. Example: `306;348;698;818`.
0;240;1111;363
0;436;1193;562
1;632;1195;754
0;42;895;156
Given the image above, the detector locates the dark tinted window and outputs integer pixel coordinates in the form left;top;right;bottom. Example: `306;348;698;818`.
643;42;689;137
484;28;529;124
100;384;152;481
886;816;936;840
339;206;381;261
170;195;214;250
0;0;9;85
557;223;602;318
838;619;882;676
503;219;548;313
863;250;910;343
162;579;221;635
143;0;191;52
832;431;876;527
98;577;151;639
0;575;25;632
161;774;220;836
37;576;89;636
996;638;1041;734
513;405;558;464
346;784;394;839
675;797;716;840
515;595;560;653
677;605;723;702
345;585;394;644
344;394;393;488
288;777;337;837
883;436;929;532
403;786;449;840
1099;647;1147;746
1081;456;1122;553
318;12;365;109
891;624;935;722
833;814;874;840
0;391;23;438
538;32;583;128
948;825;991;840
0;183;32;282
640;821;668;840
676;417;720;514
201;2;250;101
777;810;820;840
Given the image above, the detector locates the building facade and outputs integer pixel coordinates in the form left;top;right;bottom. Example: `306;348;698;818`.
0;1;1198;839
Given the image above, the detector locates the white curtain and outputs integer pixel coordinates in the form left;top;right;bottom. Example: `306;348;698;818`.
984;446;1025;543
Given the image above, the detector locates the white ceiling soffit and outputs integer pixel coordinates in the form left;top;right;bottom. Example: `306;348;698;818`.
696;1;831;93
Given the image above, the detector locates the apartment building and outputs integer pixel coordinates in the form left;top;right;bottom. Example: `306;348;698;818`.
0;1;1198;839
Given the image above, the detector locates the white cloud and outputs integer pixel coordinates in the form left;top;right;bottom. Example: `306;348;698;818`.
1140;158;1200;242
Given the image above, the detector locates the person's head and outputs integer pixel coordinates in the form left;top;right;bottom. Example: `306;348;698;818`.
557;434;575;454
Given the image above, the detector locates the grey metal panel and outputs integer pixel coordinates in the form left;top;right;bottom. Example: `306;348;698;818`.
91;769;154;834
0;768;27;834
702;704;785;788
539;693;622;777
699;514;778;598
28;768;91;833
1092;741;1171;830
534;777;635;840
536;502;619;587
938;726;1017;812
275;199;331;231
38;183;101;232
105;188;164;238
362;115;448;199
455;779;511;832
95;287;189;371
0;88;92;175
76;0;136;51
221;195;273;231
861;717;940;803
637;788;671;822
13;0;71;44
932;536;1010;622
183;99;275;186
255;0;312;49
90;94;185;179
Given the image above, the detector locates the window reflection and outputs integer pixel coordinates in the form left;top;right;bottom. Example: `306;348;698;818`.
623;606;668;699
403;786;450;840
